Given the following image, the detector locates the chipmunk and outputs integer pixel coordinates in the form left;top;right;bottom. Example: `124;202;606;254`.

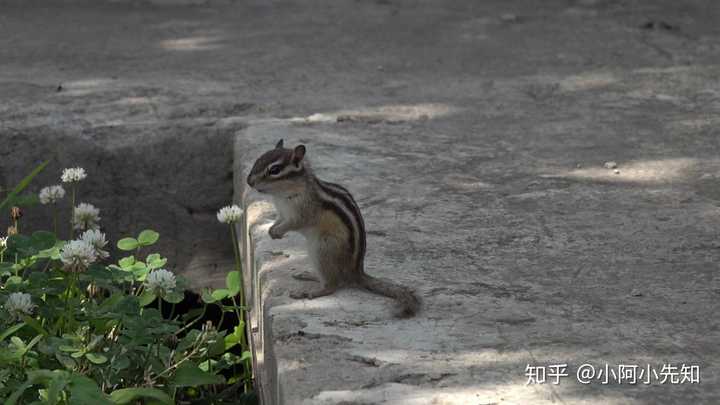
246;140;420;318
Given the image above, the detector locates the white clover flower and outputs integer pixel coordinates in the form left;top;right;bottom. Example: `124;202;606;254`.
61;167;87;183
4;292;35;320
80;229;109;259
145;269;177;296
0;237;6;249
60;240;97;272
38;185;66;205
72;203;101;231
217;205;244;224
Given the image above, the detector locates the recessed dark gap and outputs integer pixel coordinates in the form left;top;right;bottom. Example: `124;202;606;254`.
0;122;254;402
153;290;239;335
0;123;244;286
149;290;257;404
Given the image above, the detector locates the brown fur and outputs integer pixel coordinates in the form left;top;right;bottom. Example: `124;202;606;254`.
248;140;421;318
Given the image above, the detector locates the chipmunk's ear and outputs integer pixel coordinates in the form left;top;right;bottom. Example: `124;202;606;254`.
275;139;284;149
292;145;306;165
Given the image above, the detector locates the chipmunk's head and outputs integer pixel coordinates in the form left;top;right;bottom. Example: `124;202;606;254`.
247;139;308;196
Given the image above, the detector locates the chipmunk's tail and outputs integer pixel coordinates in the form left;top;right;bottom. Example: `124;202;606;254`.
359;274;420;318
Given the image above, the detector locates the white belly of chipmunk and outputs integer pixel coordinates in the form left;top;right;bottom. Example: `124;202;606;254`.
271;197;297;221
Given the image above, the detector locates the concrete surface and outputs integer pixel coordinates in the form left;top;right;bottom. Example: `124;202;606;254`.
2;0;720;404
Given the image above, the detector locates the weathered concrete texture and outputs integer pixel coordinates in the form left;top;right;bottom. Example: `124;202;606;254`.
237;114;720;404
3;0;720;403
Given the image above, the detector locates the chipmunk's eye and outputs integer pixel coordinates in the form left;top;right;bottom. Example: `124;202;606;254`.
268;165;282;176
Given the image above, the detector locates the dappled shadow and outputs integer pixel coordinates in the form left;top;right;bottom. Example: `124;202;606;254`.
56;78;118;97
278;342;714;404
254;232;718;403
159;35;225;51
541;157;704;184
290;103;460;124
559;71;619;92
114;96;167;106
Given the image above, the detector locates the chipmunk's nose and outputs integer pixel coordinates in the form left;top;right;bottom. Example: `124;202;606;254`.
247;174;256;188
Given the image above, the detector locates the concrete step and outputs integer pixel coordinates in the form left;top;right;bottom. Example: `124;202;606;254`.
233;113;720;404
232;121;550;405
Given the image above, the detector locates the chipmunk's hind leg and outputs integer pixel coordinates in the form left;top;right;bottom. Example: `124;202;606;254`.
289;270;337;299
290;235;345;300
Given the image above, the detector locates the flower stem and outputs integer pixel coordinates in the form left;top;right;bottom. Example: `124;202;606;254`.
60;272;77;334
69;185;77;239
229;222;252;392
173;304;207;336
229;225;247;337
217;303;225;328
52;204;58;237
229;224;246;308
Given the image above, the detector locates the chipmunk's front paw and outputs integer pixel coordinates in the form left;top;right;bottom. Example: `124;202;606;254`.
268;223;285;239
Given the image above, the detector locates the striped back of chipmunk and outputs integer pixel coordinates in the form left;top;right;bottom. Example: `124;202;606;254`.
314;178;366;272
